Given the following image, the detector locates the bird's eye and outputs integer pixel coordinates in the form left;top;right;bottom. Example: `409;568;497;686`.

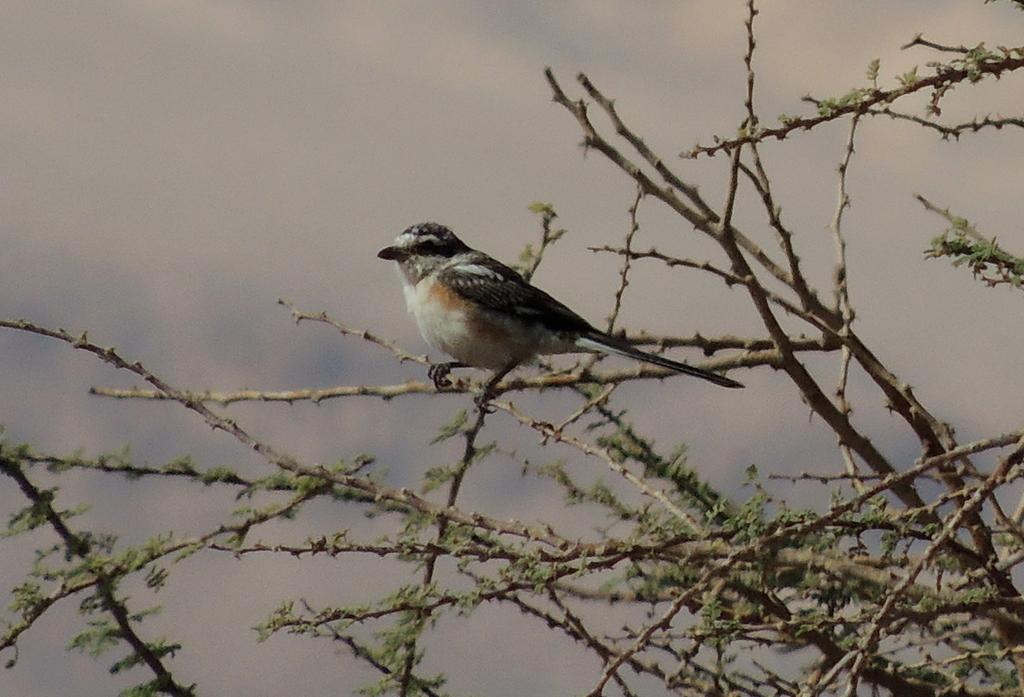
408;237;455;257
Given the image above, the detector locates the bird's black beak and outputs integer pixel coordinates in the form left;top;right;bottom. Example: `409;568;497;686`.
377;246;404;261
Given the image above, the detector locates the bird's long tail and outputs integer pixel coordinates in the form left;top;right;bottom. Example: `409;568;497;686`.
576;334;743;389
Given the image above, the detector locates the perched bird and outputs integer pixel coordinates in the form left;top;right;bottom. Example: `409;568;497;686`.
378;222;743;390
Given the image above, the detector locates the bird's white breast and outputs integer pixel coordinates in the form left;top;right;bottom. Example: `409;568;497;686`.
403;276;475;362
401;274;558;369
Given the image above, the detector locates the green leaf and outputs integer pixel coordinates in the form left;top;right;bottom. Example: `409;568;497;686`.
866;58;881;85
431;410;467;444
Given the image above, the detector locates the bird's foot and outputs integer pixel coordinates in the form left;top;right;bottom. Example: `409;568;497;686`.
428;361;465;390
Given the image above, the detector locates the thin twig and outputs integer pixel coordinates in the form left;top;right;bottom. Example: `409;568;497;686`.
279;298;428;365
683;50;1024;158
830;114;865;494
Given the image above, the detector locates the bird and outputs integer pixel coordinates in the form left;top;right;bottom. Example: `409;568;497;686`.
377;222;743;393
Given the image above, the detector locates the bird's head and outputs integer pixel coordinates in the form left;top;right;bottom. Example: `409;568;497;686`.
378;223;471;283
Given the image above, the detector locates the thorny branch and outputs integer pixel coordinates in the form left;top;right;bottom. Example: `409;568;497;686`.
0;456;196;697
537;6;1024;693
682;38;1024;158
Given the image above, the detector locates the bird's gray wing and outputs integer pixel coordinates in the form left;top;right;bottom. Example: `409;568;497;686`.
439;256;593;335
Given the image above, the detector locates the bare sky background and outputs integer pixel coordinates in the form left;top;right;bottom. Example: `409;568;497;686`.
2;2;1023;695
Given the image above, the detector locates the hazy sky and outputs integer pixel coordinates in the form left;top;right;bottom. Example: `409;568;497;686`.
2;2;1022;695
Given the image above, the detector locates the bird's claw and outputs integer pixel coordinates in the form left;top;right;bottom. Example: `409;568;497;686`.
428;362;455;389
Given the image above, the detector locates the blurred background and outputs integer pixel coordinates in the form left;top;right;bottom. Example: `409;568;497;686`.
1;2;1022;694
